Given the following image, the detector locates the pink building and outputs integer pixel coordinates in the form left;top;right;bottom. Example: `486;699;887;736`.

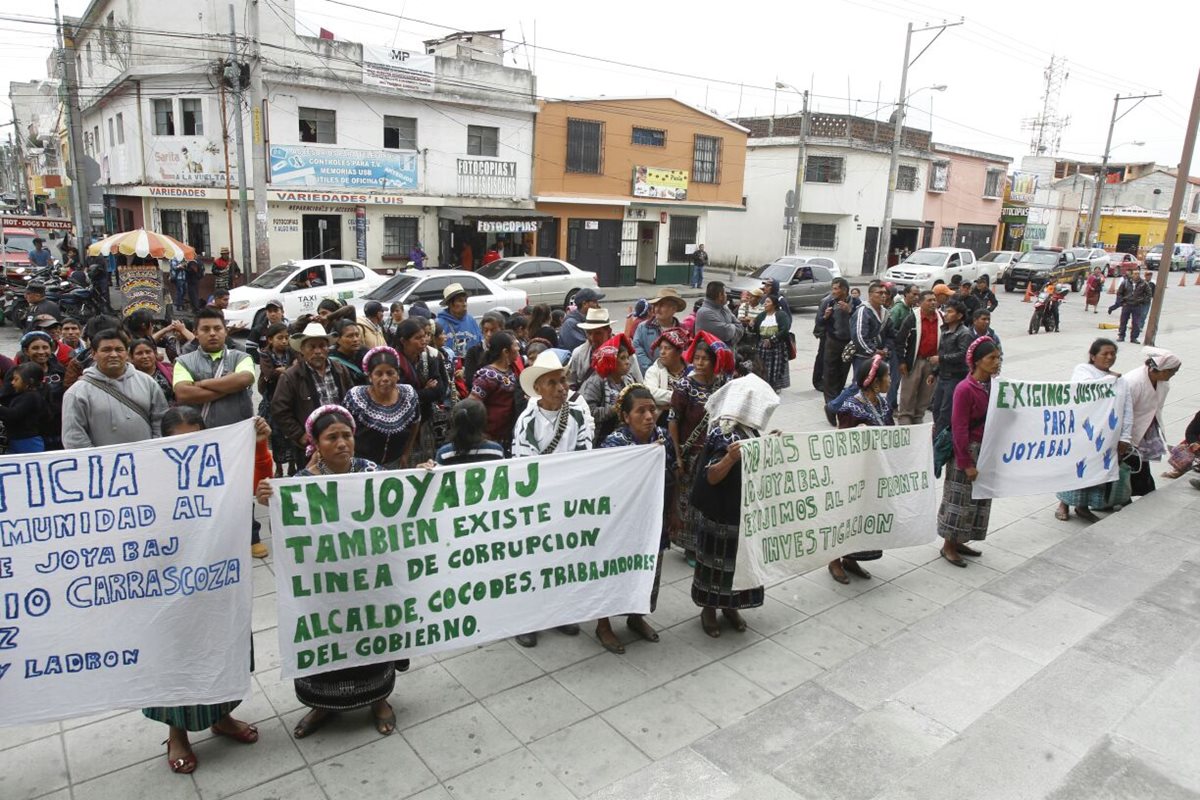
922;143;1012;256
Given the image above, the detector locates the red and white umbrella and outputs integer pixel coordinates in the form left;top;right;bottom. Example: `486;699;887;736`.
87;229;197;261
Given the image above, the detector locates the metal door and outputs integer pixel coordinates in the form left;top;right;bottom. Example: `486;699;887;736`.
861;227;879;275
567;219;621;286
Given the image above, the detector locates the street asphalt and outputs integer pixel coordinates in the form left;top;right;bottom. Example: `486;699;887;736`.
2;273;1199;800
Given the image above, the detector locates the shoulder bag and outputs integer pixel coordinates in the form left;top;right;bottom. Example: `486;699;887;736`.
82;375;153;428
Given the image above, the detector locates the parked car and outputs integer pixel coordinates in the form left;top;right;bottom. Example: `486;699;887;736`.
223;259;387;328
1004;247;1085;293
727;256;840;309
353;269;526;321
977;250;1022;283
883;247;978;290
475;257;598;308
1068;247;1111;275
1145;243;1196;271
1106;252;1139;277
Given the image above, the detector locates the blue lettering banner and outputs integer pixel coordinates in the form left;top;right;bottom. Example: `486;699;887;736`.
0;421;255;726
270;144;419;190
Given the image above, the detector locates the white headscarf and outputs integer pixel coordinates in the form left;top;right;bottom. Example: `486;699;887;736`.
705;374;780;433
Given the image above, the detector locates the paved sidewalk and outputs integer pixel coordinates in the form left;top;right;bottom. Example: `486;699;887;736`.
3;279;1200;800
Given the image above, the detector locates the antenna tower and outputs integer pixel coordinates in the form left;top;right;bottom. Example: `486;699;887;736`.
1022;55;1071;155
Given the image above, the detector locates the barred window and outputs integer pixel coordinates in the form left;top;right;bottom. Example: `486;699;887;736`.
566;119;603;173
667;216;698;261
805;156;844;183
798;223;837;249
632;127;665;147
897;165;918;191
984;169;1004;198
160;210;183;241
693;135;721;183
939;227;956;247
384;217;419;258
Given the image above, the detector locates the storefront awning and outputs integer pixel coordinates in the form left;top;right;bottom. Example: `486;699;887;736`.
892;219;926;228
438;207;552;223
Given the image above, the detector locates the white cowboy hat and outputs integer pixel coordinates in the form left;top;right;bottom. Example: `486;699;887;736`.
519;349;568;397
645;287;687;312
440;283;468;306
289;322;336;352
577;307;613;330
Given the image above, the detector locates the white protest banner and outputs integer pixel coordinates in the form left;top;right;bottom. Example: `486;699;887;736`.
363;45;435;92
269;445;664;680
0;421;255;727
972;379;1122;499
733;425;937;588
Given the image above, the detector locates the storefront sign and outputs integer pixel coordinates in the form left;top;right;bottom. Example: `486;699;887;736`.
1002;206;1029;219
270;145;418;190
150;139;237;186
633;166;689;201
362;45;435;93
355;205;368;262
733;427;937;588
477;219;540;233
0;422;255;726
457;159;519;197
269;447;664;678
1009;172;1039;203
972;380;1123;499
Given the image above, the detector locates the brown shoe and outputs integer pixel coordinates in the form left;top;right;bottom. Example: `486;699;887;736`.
842;558;872;580
827;560;850;585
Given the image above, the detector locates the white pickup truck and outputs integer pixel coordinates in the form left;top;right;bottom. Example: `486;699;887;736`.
884;247;989;290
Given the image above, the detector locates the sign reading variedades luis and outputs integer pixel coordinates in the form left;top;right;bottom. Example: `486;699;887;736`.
0;422;255;726
972;379;1122;499
270;145;418;190
733;426;937;588
269;446;664;679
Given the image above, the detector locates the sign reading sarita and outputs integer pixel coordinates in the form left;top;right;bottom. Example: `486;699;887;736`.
733;426;937;588
972;379;1124;499
0;422;255;727
269;446;664;679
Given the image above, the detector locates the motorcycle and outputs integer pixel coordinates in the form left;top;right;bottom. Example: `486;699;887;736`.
44;280;98;322
1028;283;1070;334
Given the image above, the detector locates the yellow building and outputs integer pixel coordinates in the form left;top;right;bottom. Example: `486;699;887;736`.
533;98;747;286
1088;208;1170;258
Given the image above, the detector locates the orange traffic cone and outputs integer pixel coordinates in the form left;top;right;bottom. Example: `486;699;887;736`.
1107;277;1118;294
1023;282;1034;302
1180;272;1188;287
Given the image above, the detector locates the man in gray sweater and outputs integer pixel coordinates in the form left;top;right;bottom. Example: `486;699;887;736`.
693;281;744;347
61;329;168;448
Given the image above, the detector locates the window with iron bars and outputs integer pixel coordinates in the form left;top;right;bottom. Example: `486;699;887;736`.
798;223;837;249
384;217;419;258
805;156;844;183
897;165;919;191
693;135;721;183
984;169;1004;198
566;119;603;173
631;127;665;147
939;227;956;247
667;216;698;261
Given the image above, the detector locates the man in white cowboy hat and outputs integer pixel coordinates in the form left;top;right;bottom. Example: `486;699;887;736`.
509;349;592;647
566;307;645;389
434;282;484;360
632;287;688;372
270;321;355;458
559;287;606;351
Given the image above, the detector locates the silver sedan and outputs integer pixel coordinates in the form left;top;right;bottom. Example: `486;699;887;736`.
475;257;599;308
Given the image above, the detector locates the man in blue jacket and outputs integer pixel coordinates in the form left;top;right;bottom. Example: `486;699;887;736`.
435;283;484;359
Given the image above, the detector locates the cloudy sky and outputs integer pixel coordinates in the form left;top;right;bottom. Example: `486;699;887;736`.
3;0;1196;171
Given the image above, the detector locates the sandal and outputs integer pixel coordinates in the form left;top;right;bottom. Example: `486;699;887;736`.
595;623;626;654
626;615;659;643
1074;507;1100;523
164;740;197;774
941;550;967;568
210;720;258;744
722;609;748;632
373;702;396;736
292;708;331;739
700;609;721;638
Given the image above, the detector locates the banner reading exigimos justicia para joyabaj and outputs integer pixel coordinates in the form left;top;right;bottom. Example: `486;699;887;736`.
269;445;665;679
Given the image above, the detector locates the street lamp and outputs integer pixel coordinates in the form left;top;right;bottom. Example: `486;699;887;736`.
1083;93;1160;247
878;83;946;272
775;81;810;255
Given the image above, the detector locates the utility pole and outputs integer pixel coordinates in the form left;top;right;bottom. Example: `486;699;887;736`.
54;0;90;240
1083;91;1161;247
877;19;962;275
786;89;810;255
1143;68;1200;347
248;0;270;275
227;5;251;278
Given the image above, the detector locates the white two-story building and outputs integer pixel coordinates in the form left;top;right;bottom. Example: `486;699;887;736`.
706;113;934;276
68;0;538;271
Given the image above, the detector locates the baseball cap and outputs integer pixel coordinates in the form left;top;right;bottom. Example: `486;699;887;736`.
932;284;954;297
574;288;606;305
265;297;284;310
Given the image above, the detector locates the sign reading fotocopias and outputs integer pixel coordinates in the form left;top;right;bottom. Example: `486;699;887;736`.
733;426;937;587
269;447;664;679
0;422;255;727
971;379;1123;499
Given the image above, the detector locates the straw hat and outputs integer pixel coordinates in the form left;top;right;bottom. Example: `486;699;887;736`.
519;349;567;396
440;283;468;306
289;322;336;352
577;307;613;330
646;287;687;313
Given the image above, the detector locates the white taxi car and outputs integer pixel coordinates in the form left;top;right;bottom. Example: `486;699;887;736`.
223;259;386;327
